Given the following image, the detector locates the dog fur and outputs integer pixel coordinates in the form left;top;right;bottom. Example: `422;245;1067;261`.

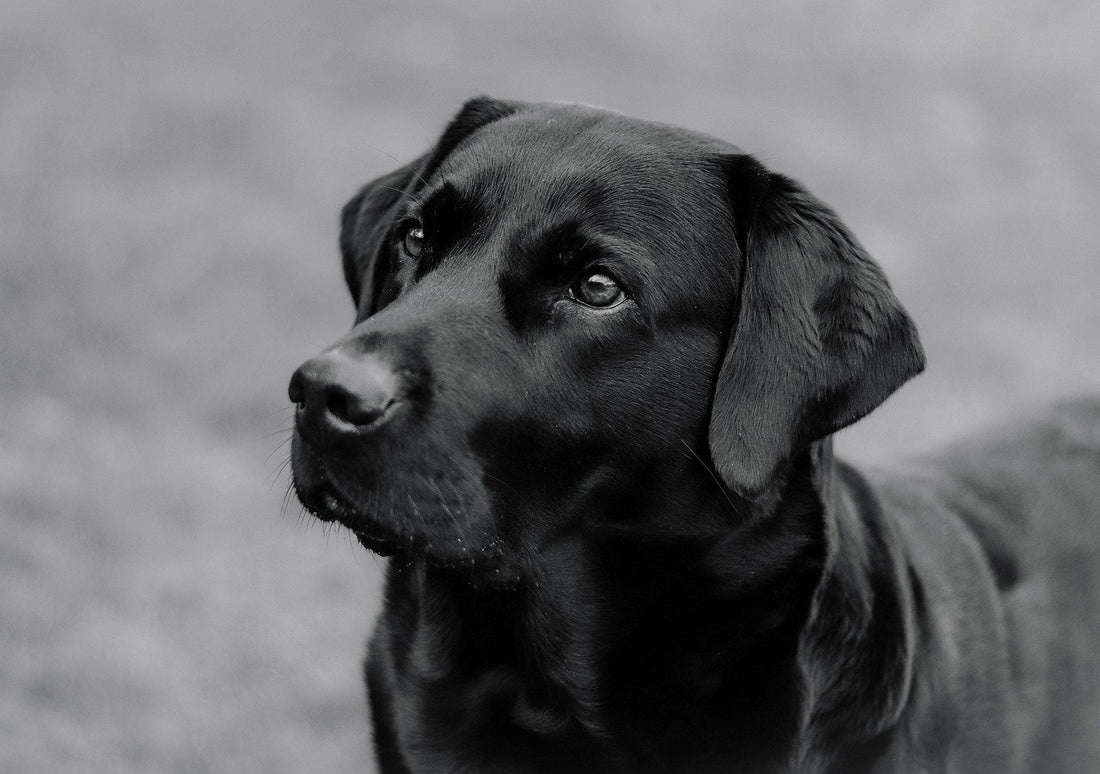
289;97;1100;773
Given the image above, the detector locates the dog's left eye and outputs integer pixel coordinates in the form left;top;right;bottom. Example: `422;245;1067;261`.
569;270;626;309
401;221;426;258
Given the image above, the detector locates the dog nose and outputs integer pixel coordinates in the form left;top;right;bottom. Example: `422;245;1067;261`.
289;350;399;445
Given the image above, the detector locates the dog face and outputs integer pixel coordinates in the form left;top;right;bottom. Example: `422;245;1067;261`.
289;98;923;586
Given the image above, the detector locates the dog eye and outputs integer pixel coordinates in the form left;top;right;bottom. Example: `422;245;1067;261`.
401;221;426;258
569;270;626;309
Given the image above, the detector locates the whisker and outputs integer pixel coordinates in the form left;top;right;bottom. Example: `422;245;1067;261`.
281;480;299;519
373;185;416;198
678;439;740;518
362;142;430;189
267;455;293;488
265;435;293;463
480;469;521;496
261;403;297;418
427;476;463;535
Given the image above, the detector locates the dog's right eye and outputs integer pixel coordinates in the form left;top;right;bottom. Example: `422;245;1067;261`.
569;269;627;309
400;221;426;258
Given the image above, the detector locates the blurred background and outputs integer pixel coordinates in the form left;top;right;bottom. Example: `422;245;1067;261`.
2;1;1098;771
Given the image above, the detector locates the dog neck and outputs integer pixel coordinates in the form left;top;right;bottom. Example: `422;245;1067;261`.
372;439;918;771
788;439;920;771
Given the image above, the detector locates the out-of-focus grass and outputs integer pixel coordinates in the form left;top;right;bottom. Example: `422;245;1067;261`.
1;1;1097;771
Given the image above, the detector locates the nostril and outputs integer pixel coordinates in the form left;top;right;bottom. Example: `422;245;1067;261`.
325;384;389;426
326;389;349;422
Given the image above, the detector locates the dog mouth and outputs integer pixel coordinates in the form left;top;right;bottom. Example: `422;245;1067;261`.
289;441;408;557
297;485;405;558
289;432;524;586
299;481;404;557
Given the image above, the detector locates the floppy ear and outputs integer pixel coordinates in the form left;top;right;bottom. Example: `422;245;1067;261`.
708;154;925;498
339;158;425;311
340;95;524;313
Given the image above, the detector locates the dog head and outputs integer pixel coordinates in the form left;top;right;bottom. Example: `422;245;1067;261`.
289;97;923;585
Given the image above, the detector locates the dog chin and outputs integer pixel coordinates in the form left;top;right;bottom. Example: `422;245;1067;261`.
290;440;406;554
292;472;403;554
291;443;522;584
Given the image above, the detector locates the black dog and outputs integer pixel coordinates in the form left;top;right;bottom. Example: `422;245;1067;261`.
289;97;1100;773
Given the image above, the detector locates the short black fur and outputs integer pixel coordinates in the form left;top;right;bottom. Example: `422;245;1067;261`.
291;98;1100;773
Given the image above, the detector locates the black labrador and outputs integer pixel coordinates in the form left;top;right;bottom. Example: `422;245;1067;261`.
288;97;1100;773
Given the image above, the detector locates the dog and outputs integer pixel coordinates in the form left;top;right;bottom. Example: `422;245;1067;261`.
288;97;1100;773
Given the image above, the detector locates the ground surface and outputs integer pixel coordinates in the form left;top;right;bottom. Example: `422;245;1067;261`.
2;1;1098;771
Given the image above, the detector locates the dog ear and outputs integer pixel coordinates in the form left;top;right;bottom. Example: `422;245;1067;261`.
340;96;523;313
339;159;424;311
708;154;925;498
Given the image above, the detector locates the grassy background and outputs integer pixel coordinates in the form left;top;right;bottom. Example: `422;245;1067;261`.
2;1;1098;771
